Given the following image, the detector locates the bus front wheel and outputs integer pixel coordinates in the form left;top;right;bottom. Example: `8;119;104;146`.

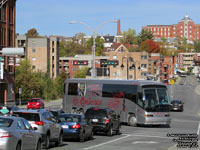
128;115;137;127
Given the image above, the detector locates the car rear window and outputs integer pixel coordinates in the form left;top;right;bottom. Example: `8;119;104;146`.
171;100;181;104
58;115;81;122
85;109;107;117
13;112;40;121
0;118;13;127
30;99;39;102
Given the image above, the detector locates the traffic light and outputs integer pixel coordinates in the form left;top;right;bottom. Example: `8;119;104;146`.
100;60;119;66
73;60;88;65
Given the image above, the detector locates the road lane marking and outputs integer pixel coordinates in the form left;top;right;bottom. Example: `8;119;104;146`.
129;134;171;139
132;141;158;144
187;85;193;91
197;121;200;135
83;134;130;150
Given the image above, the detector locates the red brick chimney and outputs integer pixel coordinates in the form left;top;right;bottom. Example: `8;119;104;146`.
117;19;121;35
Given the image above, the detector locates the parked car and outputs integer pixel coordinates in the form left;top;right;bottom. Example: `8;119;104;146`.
85;107;121;136
12;109;63;149
57;113;93;142
49;109;64;118
170;99;184;111
27;98;45;109
0;115;41;150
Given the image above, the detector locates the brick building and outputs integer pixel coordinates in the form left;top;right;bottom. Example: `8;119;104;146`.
0;0;17;104
142;14;200;42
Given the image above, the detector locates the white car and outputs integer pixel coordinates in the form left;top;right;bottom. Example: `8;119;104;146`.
0;116;41;150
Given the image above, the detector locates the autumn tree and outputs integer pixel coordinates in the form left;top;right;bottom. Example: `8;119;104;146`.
194;40;200;52
140;39;160;53
86;37;105;56
73;67;88;78
25;28;39;38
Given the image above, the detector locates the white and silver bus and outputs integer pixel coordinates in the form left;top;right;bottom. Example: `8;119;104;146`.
63;79;171;127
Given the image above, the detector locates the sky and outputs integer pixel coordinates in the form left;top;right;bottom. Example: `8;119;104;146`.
16;0;200;37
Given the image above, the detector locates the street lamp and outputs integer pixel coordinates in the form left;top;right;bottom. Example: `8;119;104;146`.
69;20;117;78
131;61;141;80
121;56;133;80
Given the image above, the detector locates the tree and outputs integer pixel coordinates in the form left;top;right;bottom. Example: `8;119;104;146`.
140;39;160;53
137;29;153;46
73;67;88;78
54;70;67;97
194;40;200;52
86;37;105;56
120;28;138;45
74;32;86;44
25;28;39;38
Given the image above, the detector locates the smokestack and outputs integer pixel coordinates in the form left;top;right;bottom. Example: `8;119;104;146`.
117;19;121;35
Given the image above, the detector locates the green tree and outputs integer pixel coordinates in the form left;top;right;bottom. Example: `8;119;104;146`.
120;28;138;44
74;32;86;45
25;28;39;38
55;70;67;97
194;40;200;52
86;37;105;56
73;67;88;78
137;29;153;46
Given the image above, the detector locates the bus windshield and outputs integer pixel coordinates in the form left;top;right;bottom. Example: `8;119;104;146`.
143;87;170;112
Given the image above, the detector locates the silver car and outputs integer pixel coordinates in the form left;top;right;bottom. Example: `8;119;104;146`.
0;116;41;150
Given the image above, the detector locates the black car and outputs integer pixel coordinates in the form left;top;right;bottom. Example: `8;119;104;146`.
170;99;184;111
85;107;121;136
49;109;64;118
57;113;93;142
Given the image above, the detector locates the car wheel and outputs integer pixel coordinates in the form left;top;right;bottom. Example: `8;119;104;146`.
16;142;21;150
45;134;50;149
79;131;85;142
116;124;122;135
107;126;113;136
36;140;41;150
128;114;137;127
55;132;63;147
89;130;94;140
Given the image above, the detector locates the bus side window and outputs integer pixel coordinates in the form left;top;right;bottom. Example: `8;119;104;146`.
137;93;144;108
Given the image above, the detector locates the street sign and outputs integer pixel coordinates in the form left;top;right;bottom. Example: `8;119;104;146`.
0;62;3;79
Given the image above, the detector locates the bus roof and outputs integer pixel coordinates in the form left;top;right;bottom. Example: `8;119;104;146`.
65;79;166;87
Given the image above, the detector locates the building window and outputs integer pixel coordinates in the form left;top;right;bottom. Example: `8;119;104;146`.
32;57;36;61
32;65;35;69
112;72;117;77
141;64;147;69
141;55;147;59
72;68;76;71
32;49;36;53
113;55;117;59
141;72;147;76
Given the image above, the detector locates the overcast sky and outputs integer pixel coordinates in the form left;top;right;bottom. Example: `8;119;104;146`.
16;0;200;37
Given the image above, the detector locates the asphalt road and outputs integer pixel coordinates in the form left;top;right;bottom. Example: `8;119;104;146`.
46;76;200;150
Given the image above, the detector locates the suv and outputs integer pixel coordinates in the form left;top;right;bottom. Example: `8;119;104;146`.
27;98;45;109
13;109;63;149
85;107;121;136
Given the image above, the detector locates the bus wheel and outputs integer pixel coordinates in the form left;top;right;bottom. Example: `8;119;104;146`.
128;115;137;127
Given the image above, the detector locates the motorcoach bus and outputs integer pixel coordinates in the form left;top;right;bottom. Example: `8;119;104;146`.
63;79;171;127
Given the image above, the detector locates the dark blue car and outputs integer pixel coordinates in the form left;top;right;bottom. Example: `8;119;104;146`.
57;113;93;142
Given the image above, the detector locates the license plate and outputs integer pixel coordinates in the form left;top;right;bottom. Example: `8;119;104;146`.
92;119;98;122
62;125;69;129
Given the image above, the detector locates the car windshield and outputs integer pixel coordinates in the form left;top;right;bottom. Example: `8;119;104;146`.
0;118;13;127
30;99;39;102
85;109;107;117
171;100;182;104
58;115;81;122
13;112;40;121
143;87;170;112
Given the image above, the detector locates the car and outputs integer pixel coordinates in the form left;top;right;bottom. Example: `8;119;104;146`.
170;99;184;111
0;115;41;150
57;113;93;142
85;107;121;136
49;109;64;118
12;109;63;149
27;98;45;109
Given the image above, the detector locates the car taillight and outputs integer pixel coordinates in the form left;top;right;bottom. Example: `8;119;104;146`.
35;121;44;126
0;132;12;138
105;118;109;124
72;124;81;129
